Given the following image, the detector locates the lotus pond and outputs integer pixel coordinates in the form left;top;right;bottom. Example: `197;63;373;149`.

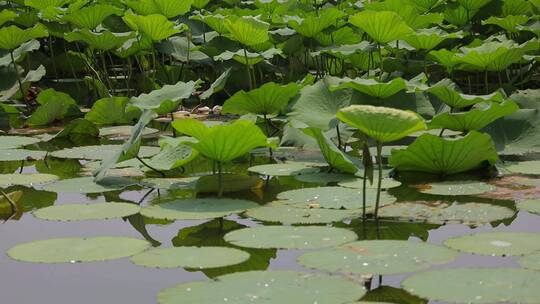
1;0;540;303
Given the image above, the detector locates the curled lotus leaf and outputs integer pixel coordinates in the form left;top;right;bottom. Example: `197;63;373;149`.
222;82;300;115
224;16;269;47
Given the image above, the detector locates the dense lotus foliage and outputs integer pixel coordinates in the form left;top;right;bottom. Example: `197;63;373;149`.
1;0;540;303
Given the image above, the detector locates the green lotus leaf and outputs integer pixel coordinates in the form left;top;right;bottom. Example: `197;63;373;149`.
390;132;498;174
65;29;135;51
195;174;263;194
501;0;531;15
51;144;159;160
248;163;320;177
130;80;200;110
222;82;299;115
426;49;460;72
403;268;540;304
8;236;150;263
420;180;496;195
444;2;476;26
171;118;210;139
1;64;45;101
516;199;540;214
0;24;48;50
124;0;193;19
43;176;136;193
349;11;413;44
295;173;352;184
26;88;81;126
141;198;258;220
224;16;270;47
224;226;357;249
328;77;407;99
213;48;282;65
366;0;443;29
504;160;540;175
199;68;231;100
175;119;271;163
33;202;141;221
425;79;505;108
141;177;198;190
0;149;47;161
457;0;493;11
24;0;73;10
51;118;99;140
286;8;345;38
158;270;365;304
359;285;426;304
0;135;40;149
403;28;463;51
338;177;401;190
190;13;229;34
246;203;359;224
0;10;17;27
482;15;529;33
157;36;210;63
519;252;540;271
62;4;123;29
298;240;457;275
428;100;519;131
0;39;40;66
114;35;154;58
0;173;58;188
145;136;199;170
123;12;183;41
444;232;540;256
85;97;141;125
518;21;540;37
337;105;426;143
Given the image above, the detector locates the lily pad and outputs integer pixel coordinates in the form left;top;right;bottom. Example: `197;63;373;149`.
245;204;359;224
339;178;402;190
248;163;320;177
298;240;457;275
0;173;58;187
0;136;40;149
295;173;352;184
517;199;540;214
505;161;540;175
518;252;540;271
51;145;159;160
195;174;263;193
444;232;540;256
141;177;199;190
402;268;540;304
7;236;150;263
141;198;258;221
224;226;357;249
43;177;136;193
131;246;250;269
0;149;47;161
419;181;496;196
33;202;140;221
277;186;396;210
99;126;159;138
157;270;366;304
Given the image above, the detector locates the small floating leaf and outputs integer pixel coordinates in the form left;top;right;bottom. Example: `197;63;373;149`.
518;252;540;271
141;198;258;220
517;199;540;214
0;149;47;161
43;177;135;193
338;178;401;190
419;181;496;196
33;202;140;221
248;163;320;177
444;232;540;256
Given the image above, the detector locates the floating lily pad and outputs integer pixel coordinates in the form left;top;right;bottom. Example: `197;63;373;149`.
131;246;250;269
518;252;540;271
245;204;359;224
277;186;396;210
402;268;540;304
224;226;357;249
248;163;320;176
141;177;199;190
298;240;457;275
43;177;136;193
33;203;140;221
419;181;496;196
295;173;352;184
505;161;540;175
196;174;263;193
444;232;540;256
379;202;515;226
141;198;258;220
51;145;159;160
0;149;47;161
99;125;159;138
338;178;402;189
0;173;58;187
157;270;366;304
517;199;540;214
0;136;40;149
7;236;150;263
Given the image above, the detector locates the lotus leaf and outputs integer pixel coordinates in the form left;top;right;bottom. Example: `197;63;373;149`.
124;0;193;19
33;202;140;221
295;173;352;184
516;199;540;214
349;11;413;44
141;177;199;190
195;174;263;194
222;82;299;115
403;28;463;51
248;163;319;176
482;15;529;33
425;79;505;108
213;48;282;65
457;0;493;11
51;144;159;160
224;16;269;47
0;24;48;50
285;8;345;38
518;252;540;271
444;232;540;256
0;136;40;149
141;198;258;220
26;88;80;126
131;80;199;110
43;176;135;193
338;178;401;190
146;137;199;171
420;180;496;195
0;149;47;161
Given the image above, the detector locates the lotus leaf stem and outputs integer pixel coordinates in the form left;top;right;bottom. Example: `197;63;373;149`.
10;50;25;100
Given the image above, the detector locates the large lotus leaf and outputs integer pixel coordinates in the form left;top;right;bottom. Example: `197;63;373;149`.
26;88;80;126
24;0;73;10
428;100;519;131
359;285;426;304
157;36;210;63
0;40;40;66
427;49;460;72
402;268;540;304
0;149;47;161
519;252;540;271
131;246;249;269
482;15;529;33
366;0;443;29
420;181;496;195
48;118;99;140
457;0;492;11
349;11;413;44
222;82;299;115
141;198;258;220
158;270;366;304
51;144;158;160
34;202;140;221
516;199;540;214
85;97;141;124
0;136;40;149
403;28;463;51
0;24;48;50
299;240;457;275
224;226;357;249
328;77;407;99
504;161;540;175
43;176;135;193
246;203;359;224
123;13;183;41
141;177;198;190
456;39;539;71
213;48;282;65
337;105;426;143
286;8;345;38
8;236;150;263
288;80;352;131
0;10;17;27
181;120;271;163
444;232;540;256
224;16;269;47
339;177;401;189
124;0;193;19
65;29;135;51
425;79;505;108
248;163;320;177
389;132;498;174
444;2;476;26
190;13;229;34
130;80;199;110
195;174;263;194
171;118;210;139
0;173;58;188
302;127;360;174
146;137;199;170
62;4;123;29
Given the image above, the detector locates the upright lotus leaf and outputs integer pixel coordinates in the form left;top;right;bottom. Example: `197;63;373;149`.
389;131;498;174
286;8;345;38
337;105;426;143
426;79;505;108
302;127;361;174
428;100;519;131
65;29;135;51
427;49;460;73
85;97;141;125
349;11;413;44
224;16;270;47
199;68;231;100
0;24;48;50
0;10;17;27
26;88;81;126
456;39;539;71
130;80;200;110
62;4;123;29
190;13;229;34
288;79;352;131
24;0;73;10
327;77;407;99
482;15;529;33
124;0;193;19
123;13;183;41
213;48;282;65
182;120;271;163
222;82;300;115
171;118;209;139
458;0;492;11
403;28;463;51
366;0;443;29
